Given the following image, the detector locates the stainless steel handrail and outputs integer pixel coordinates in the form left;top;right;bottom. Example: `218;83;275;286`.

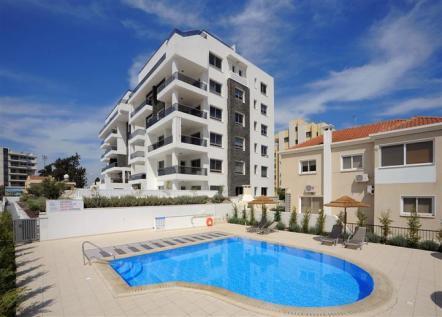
82;240;115;265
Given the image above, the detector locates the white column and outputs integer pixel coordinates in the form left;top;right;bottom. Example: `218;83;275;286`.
171;90;178;105
172;117;181;145
171;59;178;75
322;125;333;215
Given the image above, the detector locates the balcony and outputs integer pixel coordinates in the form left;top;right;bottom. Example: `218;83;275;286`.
148;136;173;152
158;166;207;176
129;173;146;181
128;129;145;141
181;135;207;147
101;146;117;159
101;162;117;172
130;100;153;124
157;72;207;95
146;103;207;129
130;151;145;159
129;151;145;164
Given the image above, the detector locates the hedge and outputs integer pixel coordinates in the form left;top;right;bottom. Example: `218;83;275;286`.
83;195;224;208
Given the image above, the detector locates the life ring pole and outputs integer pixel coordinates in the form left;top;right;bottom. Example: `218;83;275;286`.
206;217;214;226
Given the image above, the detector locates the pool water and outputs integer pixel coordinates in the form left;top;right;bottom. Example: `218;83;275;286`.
110;237;374;307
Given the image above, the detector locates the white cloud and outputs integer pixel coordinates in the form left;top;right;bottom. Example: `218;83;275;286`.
381;96;442;116
225;0;294;63
128;52;152;88
277;1;442;125
0;96;108;185
122;0;205;28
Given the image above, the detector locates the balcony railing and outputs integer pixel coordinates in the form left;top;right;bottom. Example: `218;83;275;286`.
148;136;173;152
181;135;207;147
130;151;145;159
99;111;119;134
128;129;145;140
129;173;146;181
146;103;207;129
101;162;117;172
158;166;208;176
131;100;152;117
101;146;117;158
157;72;207;95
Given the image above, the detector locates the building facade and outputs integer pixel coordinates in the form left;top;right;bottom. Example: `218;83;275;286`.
99;29;275;196
274;119;329;189
0;147;37;192
280;116;442;230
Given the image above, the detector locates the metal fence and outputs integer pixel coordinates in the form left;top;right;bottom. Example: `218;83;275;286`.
347;222;440;241
13;219;39;243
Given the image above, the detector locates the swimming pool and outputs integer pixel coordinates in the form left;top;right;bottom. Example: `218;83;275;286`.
110;237;374;307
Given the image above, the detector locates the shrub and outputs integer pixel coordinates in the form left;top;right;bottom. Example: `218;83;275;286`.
366;232;382;243
0;212;22;316
301;209;311;233
288;206;299;232
249;205;257;226
438;227;442;244
378;211;393;243
83;195;212;208
28;178;65;199
27;197;46;213
273;207;281;223
241;206;247;224
276;188;285;201
387;235;408;248
276;222;286;230
407;209;421;247
356;210;368;227
315;209;325;235
211;187;225;203
418;240;440;251
260;205;268;225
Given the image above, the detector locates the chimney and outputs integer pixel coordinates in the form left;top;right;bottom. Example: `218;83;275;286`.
322;125;333;215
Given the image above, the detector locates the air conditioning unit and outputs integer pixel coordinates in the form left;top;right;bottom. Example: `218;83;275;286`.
355;174;369;182
305;185;315;193
367;185;375;195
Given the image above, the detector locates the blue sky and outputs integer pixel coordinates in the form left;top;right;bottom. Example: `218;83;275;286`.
1;0;441;184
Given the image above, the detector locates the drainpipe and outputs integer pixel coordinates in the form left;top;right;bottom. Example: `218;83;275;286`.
322;125;333;215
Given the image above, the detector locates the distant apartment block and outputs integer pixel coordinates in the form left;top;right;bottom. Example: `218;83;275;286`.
99;29;275;196
280;116;442;230
274;119;330;188
0;147;37;192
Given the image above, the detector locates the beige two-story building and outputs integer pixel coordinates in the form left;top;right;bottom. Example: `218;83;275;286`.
280;116;442;230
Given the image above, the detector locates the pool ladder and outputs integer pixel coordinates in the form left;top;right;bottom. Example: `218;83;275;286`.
82;240;115;265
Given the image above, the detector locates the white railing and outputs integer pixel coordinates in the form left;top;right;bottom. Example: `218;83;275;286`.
72;189;218;199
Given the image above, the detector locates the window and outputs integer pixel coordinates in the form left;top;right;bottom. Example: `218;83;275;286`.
234;88;244;102
234;136;245;150
401;197;434;216
234;161;245;175
235;186;243;196
238;69;242;77
234;112;244;126
209;52;222;69
261;124;268;136
300;160;316;174
284;137;289;143
254;121;257;131
306;131;312;138
342;154;363;170
260;82;267;95
261;166;268;177
191;186;202;190
209;80;222;95
210;106;222;121
381;141;433;167
261;145;268;157
254;165;257;175
254;143;257;153
254;187;258;196
261;187;267;196
210;132;222;147
253;99;257;109
210;185;222;192
210;159;222;173
261;104;267;115
301;197;323;214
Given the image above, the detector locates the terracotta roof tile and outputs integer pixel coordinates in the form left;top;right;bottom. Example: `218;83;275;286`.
291;116;442;149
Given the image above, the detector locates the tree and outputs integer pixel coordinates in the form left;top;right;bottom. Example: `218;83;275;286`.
288;206;299;232
39;153;87;187
378;211;393;243
315;209;326;235
356;210;368;227
407;209;421;247
94;177;100;184
301;209;311;233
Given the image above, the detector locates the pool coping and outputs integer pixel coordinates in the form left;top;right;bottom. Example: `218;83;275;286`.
94;233;396;316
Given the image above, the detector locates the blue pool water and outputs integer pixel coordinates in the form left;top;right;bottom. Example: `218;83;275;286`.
110;237;374;307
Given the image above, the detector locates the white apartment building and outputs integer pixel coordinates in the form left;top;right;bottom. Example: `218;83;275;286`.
99;29;274;197
0;147;37;193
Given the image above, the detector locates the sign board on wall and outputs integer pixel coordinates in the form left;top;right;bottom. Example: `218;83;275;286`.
46;200;84;213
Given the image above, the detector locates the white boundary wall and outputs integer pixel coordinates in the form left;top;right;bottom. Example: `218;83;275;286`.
72;189;217;199
39;202;232;241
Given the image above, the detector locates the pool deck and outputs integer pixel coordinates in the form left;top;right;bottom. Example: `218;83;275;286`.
16;223;442;316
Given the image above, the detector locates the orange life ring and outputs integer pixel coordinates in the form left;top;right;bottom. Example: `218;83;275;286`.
206;217;214;226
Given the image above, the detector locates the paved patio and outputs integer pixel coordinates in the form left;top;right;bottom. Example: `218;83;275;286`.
16;223;442;316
